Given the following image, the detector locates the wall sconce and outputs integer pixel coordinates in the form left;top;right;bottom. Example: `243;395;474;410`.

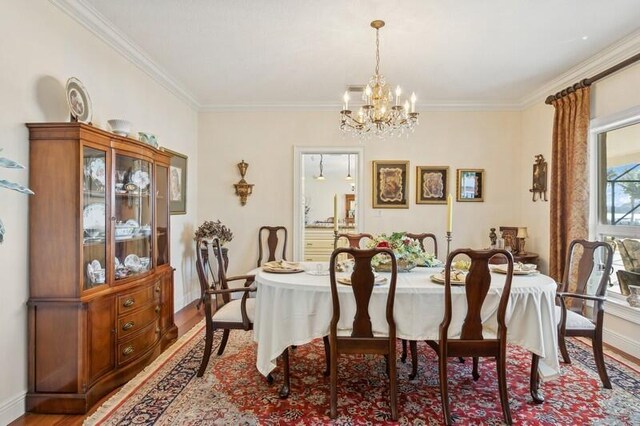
233;160;254;206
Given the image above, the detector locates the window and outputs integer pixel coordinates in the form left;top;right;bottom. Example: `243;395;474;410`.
592;109;640;298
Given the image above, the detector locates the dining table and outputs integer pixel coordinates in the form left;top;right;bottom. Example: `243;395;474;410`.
253;262;559;403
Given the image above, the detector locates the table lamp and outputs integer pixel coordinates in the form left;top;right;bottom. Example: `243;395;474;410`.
517;227;529;254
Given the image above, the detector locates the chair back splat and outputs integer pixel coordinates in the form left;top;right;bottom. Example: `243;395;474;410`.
334;232;373;249
257;226;287;267
406;232;438;258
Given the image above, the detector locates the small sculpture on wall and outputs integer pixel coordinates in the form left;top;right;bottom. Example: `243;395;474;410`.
233;160;254;206
529;154;548;202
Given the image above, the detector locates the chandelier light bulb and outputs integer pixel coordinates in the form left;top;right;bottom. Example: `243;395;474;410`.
410;92;417;113
343;91;350;110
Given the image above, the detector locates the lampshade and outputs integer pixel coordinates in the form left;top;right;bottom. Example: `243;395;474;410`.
517;227;529;238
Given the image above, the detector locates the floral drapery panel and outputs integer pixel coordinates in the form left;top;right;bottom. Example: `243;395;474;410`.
549;86;591;284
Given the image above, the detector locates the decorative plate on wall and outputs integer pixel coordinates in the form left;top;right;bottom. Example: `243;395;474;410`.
65;77;93;124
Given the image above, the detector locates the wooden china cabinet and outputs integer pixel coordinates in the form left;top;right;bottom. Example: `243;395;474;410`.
26;123;177;414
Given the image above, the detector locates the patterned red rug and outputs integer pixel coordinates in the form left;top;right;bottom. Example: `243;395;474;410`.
85;321;640;425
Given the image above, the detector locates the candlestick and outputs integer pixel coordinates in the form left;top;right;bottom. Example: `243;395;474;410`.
446;193;453;232
333;194;338;232
446;231;452;258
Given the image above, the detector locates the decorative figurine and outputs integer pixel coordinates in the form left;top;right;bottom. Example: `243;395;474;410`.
489;227;497;247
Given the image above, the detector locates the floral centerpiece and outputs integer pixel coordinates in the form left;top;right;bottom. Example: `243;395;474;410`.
194;220;233;244
367;232;439;272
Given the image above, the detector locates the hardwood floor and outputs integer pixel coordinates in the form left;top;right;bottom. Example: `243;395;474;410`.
10;300;204;426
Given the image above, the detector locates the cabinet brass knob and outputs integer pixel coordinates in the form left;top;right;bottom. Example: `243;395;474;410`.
122;345;134;356
155;306;161;313
123;298;135;307
122;321;135;331
155;286;160;293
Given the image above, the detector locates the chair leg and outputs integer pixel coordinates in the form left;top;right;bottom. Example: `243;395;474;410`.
389;350;398;421
592;334;612;389
472;356;480;381
409;340;418;379
401;339;408;363
385;354;390;377
197;323;215;377
558;331;571;364
330;346;338;418
496;354;512;424
323;336;330;376
217;329;230;356
439;355;452;426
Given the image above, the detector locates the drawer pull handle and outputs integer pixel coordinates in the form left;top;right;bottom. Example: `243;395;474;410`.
122;345;134;356
122;321;135;331
123;298;135;308
155;286;160;293
155;306;161;313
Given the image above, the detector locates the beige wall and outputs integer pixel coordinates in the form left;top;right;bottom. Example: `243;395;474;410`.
0;2;199;422
198;110;523;276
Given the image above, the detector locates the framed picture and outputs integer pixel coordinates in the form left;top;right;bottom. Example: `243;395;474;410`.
499;226;518;252
416;166;448;204
372;160;409;208
456;169;484;202
164;148;187;215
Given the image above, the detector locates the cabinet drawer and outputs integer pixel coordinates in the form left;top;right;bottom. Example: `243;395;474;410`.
117;303;160;340
117;321;160;366
117;281;161;315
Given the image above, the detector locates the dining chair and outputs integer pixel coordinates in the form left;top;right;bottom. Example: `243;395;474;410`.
328;247;399;420
556;239;614;388
257;226;287;267
401;232;438;369
429;248;514;425
333;232;373;249
196;237;256;377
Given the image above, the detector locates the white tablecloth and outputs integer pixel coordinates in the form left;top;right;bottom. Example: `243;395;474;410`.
253;265;559;381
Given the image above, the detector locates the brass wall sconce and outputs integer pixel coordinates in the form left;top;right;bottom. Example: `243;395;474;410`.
233;160;254;206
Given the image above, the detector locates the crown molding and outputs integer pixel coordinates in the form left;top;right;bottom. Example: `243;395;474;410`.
520;29;640;109
49;0;200;110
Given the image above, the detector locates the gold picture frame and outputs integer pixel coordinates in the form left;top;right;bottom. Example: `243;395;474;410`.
416;166;448;204
163;148;188;215
456;169;484;202
372;160;409;208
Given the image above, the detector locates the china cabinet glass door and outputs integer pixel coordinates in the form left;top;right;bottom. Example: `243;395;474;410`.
155;165;169;266
82;146;107;290
113;153;153;281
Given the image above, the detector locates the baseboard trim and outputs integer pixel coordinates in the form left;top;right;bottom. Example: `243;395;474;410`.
0;391;25;425
603;327;640;359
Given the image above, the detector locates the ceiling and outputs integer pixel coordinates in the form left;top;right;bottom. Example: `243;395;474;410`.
77;0;640;109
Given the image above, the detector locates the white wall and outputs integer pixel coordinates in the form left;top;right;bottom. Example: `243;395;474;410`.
198;110;522;276
0;2;199;423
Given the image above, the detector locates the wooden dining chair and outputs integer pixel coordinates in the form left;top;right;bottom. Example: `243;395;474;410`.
334;232;373;249
405;232;438;257
556;239;614;388
257;226;287;267
429;248;514;425
328;247;399;420
196;237;256;377
401;232;438;369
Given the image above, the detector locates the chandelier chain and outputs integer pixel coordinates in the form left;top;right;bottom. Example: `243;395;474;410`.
375;28;380;76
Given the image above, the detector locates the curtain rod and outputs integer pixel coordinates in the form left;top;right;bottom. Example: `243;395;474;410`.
545;52;640;105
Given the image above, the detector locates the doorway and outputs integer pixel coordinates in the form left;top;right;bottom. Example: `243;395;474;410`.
293;147;364;261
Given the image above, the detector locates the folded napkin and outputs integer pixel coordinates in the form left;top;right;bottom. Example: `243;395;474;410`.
263;260;300;270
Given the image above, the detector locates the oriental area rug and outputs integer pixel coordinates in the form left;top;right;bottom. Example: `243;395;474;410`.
85;322;640;425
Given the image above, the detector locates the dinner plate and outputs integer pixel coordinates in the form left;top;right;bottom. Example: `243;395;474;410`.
89;158;105;186
490;265;540;275
430;273;466;286
262;267;304;274
130;170;150;189
337;275;387;286
124;254;142;272
83;203;105;230
66;77;92;123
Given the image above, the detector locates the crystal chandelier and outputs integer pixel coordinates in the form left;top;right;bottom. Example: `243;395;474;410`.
340;20;419;139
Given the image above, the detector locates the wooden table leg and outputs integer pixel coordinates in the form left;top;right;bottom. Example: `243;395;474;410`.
279;347;290;399
530;353;544;404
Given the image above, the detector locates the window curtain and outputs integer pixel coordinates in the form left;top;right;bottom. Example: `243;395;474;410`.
549;86;591;285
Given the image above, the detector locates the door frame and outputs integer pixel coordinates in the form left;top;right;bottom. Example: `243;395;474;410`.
293;146;365;261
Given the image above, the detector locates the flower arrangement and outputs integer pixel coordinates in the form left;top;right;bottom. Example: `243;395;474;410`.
194;220;233;245
367;232;438;271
